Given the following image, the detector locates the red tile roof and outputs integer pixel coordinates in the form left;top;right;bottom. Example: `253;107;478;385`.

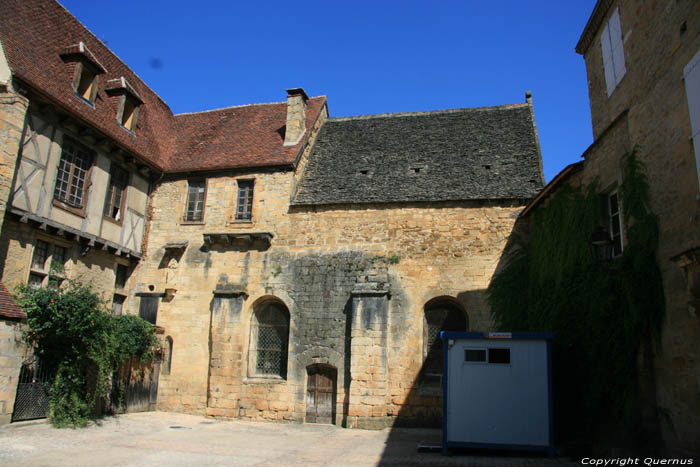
0;282;25;320
0;0;324;174
169;97;326;172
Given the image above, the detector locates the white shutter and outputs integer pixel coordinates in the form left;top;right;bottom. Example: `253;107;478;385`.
683;48;700;189
601;21;616;96
609;8;626;86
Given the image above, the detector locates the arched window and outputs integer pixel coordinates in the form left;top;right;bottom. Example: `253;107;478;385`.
249;301;289;379
422;300;467;391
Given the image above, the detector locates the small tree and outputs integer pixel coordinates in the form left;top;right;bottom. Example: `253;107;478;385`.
15;280;157;427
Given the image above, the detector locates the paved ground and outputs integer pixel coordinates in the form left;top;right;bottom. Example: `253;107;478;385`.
0;412;579;466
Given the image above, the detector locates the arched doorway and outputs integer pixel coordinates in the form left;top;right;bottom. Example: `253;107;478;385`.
306;364;337;424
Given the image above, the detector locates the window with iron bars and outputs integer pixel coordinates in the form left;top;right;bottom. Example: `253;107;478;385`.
250;302;289;378
422;303;467;392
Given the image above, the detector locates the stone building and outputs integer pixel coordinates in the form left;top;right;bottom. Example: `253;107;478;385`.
522;0;700;455
0;0;544;427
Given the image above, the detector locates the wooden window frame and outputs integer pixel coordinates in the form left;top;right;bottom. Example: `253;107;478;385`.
72;60;99;106
53;136;94;218
234;179;255;222
182;179;207;224
600;7;626;97
103;165;130;225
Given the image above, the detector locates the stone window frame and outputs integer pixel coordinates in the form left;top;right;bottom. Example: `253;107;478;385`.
234;178;255;222
181;178;207;224
247;300;290;380
53;135;94;218
28;236;71;288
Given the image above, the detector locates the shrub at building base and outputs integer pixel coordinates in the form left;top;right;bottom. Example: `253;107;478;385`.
15;281;157;427
488;151;665;453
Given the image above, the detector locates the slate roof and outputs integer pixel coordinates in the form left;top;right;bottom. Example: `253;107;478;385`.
0;282;25;320
293;104;545;206
0;0;324;173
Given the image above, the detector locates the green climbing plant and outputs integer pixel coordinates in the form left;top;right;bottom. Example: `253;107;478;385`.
15;279;157;427
488;150;665;447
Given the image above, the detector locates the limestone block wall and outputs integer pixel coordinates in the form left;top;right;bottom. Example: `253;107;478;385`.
0;318;27;424
133;168;523;428
0;218;135;308
579;0;700;454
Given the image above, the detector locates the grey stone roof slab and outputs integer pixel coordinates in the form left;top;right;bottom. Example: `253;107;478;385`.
292;103;545;206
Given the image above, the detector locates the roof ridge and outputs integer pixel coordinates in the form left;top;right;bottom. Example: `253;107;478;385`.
54;0;173;114
329;103;529;122
174;95;326;117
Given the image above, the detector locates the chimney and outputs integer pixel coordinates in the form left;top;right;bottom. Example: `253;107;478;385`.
284;88;309;146
525;90;532;104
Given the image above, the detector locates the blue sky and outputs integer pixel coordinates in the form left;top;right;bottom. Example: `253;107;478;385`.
61;0;598;182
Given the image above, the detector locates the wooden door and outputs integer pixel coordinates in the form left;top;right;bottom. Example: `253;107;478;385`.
306;365;336;424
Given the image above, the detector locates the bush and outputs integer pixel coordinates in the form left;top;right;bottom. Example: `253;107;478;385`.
15;280;157;427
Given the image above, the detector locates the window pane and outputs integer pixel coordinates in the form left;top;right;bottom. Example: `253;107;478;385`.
465;349;486;362
254;303;288;377
185;181;205;221
32;241;49;270
104;167;128;220
236;181;254;220
54;145;74;202
29;273;44;287
424;305;466;376
55;139;92;208
488;348;511;364
115;264;129;289
52;246;67;270
112;294;125;315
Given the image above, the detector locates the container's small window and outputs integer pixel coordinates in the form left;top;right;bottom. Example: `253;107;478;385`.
464;349;486;362
488;348;511;364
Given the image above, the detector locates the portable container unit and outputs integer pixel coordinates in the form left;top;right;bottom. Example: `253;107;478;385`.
440;331;554;455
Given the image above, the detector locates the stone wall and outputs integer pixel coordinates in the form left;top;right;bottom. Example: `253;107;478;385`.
132;168;523;428
0;318;27;424
0;218;135;311
578;0;700;455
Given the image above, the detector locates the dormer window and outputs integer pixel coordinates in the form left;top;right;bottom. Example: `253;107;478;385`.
74;62;98;103
107;77;143;133
61;42;107;106
120;95;138;131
